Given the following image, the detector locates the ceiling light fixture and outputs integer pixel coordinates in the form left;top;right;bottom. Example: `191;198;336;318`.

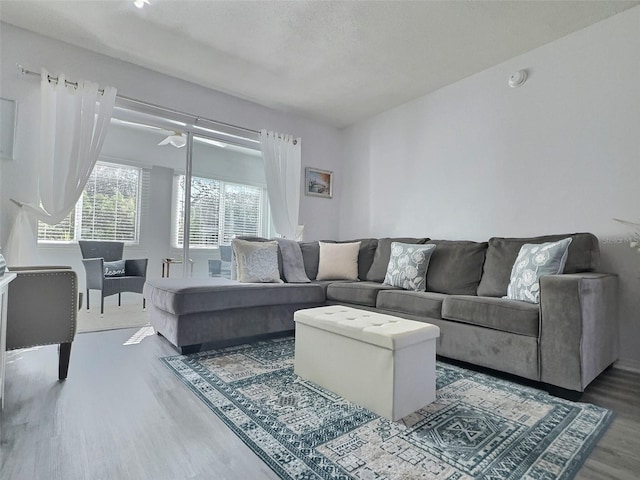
158;132;186;148
133;0;150;9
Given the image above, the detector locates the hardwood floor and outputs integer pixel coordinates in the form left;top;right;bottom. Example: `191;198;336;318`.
578;367;640;480
0;328;638;480
0;328;279;480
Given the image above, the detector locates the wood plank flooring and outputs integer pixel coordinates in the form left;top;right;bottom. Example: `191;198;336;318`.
0;328;638;480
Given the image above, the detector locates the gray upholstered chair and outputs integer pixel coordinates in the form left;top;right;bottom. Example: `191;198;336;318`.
220;245;233;278
208;245;233;278
6;266;81;380
78;241;148;314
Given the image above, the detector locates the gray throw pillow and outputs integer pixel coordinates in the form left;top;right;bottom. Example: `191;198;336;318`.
232;239;282;283
236;236;285;281
104;260;126;277
505;238;572;303
383;242;436;292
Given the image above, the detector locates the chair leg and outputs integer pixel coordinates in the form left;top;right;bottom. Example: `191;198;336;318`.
101;295;104;315
87;289;90;310
118;292;121;307
143;297;146;311
59;342;72;380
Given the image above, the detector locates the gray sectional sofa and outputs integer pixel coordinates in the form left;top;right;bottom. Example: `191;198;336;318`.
144;232;618;397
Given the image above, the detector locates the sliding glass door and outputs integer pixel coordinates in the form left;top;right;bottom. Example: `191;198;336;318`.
36;98;266;282
102;103;267;281
184;134;268;278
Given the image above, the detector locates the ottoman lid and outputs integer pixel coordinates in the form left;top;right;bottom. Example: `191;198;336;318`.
294;305;440;350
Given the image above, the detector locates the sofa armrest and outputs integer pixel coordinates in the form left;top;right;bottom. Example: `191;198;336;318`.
125;258;148;277
82;258;104;289
539;273;618;392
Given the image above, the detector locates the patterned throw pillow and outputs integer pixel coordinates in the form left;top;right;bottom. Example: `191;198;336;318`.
232;239;282;283
383;242;436;292
505;238;573;303
104;260;126;277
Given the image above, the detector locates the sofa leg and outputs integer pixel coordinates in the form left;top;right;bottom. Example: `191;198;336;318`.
546;385;582;401
59;342;72;380
180;344;202;355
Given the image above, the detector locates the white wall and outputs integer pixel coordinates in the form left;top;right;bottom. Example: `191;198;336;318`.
340;7;640;368
0;22;343;249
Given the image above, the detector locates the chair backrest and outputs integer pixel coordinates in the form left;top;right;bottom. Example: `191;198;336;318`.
220;245;233;262
78;241;124;262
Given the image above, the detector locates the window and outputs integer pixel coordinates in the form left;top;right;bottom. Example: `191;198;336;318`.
38;161;142;243
174;174;265;248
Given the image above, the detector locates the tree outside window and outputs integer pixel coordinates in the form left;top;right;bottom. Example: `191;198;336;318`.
38;161;142;243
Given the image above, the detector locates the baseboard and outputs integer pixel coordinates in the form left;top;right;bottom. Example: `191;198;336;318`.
613;357;640;374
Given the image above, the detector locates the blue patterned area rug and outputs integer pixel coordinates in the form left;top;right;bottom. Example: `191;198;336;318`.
161;337;612;480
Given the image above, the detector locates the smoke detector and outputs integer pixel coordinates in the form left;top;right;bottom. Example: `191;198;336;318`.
508;70;527;88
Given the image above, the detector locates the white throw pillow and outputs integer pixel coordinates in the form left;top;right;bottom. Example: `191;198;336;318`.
232;239;282;283
316;241;361;281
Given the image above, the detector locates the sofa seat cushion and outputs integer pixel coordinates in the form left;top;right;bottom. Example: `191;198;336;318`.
477;233;599;297
326;281;398;307
442;295;540;337
144;277;325;315
376;290;447;319
425;240;488;295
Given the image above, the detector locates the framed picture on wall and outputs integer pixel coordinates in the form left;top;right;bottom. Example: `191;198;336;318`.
305;167;333;198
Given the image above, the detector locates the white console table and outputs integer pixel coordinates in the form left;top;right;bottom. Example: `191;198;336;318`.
0;272;17;410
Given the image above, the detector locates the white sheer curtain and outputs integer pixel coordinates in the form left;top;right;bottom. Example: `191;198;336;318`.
5;69;117;264
260;130;303;240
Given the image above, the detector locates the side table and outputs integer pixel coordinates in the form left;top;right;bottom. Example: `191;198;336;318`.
162;258;194;278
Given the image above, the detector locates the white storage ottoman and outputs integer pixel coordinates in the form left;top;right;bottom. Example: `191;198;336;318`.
294;305;440;421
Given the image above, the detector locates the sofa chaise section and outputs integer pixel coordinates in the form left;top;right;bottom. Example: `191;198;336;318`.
144;277;325;353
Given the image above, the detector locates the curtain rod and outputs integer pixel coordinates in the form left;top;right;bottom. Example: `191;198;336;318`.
17;65;261;137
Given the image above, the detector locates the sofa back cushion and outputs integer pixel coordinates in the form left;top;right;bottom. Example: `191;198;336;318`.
425;240;488;295
340;238;378;280
477;232;600;297
366;237;429;282
299;238;378;281
300;241;320;280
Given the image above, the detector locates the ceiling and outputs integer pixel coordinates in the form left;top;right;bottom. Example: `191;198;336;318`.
1;1;638;127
